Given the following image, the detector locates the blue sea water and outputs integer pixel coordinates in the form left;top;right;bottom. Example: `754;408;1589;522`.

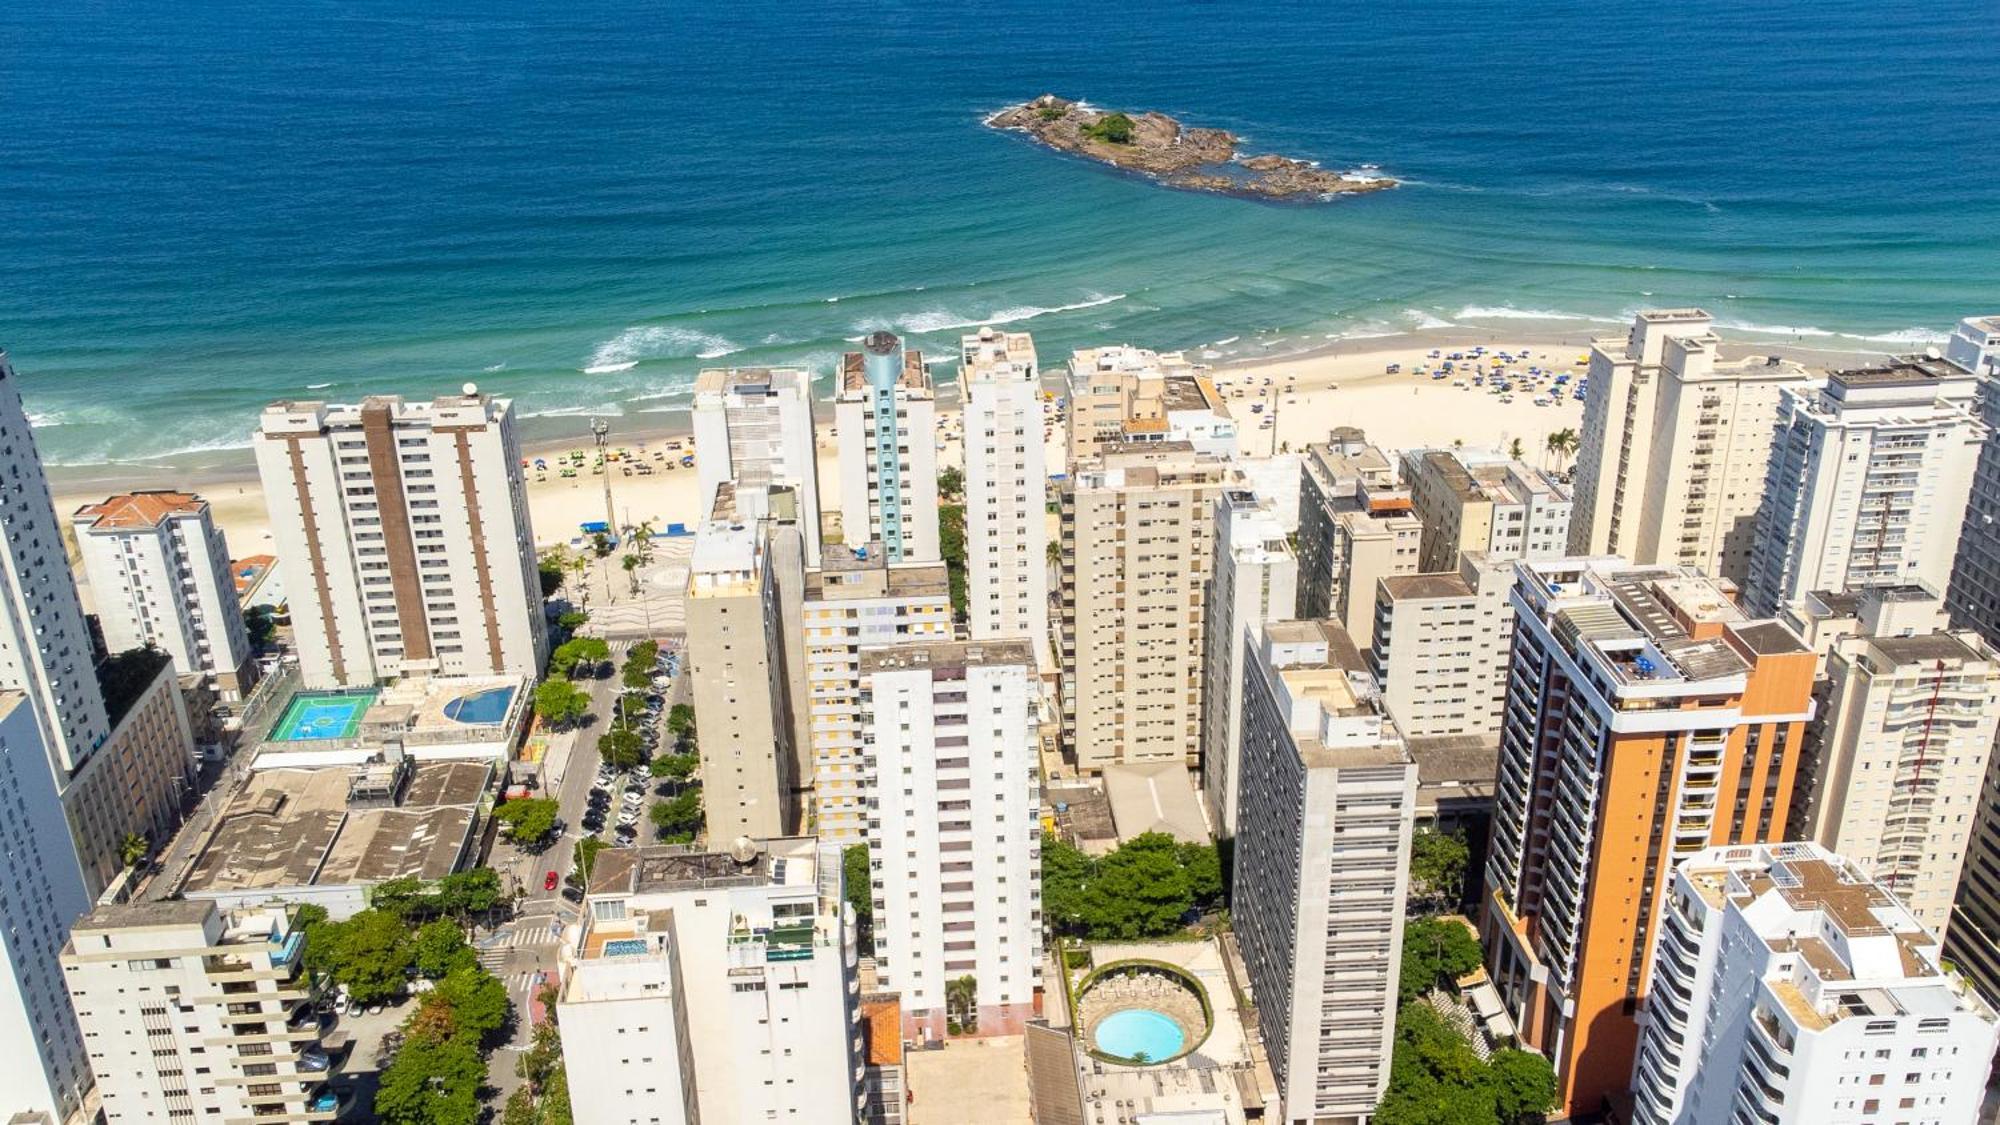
3;0;1997;468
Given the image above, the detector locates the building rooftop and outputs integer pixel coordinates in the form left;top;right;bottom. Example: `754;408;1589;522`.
960;326;1038;381
73;490;207;531
74;898;216;932
1102;762;1210;844
693;365;810;398
1381;572;1474;600
840;342;930;395
858;639;1034;675
586;837;820;898
861;997;905;1067
1829;354;1976;390
1871;631;1988;667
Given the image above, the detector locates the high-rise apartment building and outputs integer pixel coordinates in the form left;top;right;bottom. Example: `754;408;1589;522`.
1233;620;1415;1123
1943;316;2000;642
559;838;862;1125
959;327;1049;655
861;641;1041;1038
691;365;824;565
799;544;953;844
835;333;939;564
1568;310;1809;584
72;490;256;698
1785;585;1998;939
61;901;336;1125
1746;356;1985;615
1950;734;2000;1007
0;694;94;1124
1060;443;1227;772
1631;842;1998;1125
685;488;804;841
1482;558;1817;1118
1370;552;1514;739
1402;448;1572;573
1199;487;1296;837
1064;345;1234;465
253;391;547;689
63;656;199;896
1328;503;1422;651
0;352;111;776
1295;429;1397;620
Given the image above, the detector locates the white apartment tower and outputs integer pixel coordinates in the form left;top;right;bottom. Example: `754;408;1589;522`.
1199;487;1296;837
836;333;939;563
559;838;863;1125
1065;344;1234;464
72;491;257;698
959;327;1049;656
0;351;111;775
1370;552;1515;739
1060;443;1228;771
1568;310;1810;584
861;641;1041;1040
0;695;94;1124
1943;315;2000;643
1631;842;1998;1125
1787;585;2000;940
1295;429;1398;620
691;365;823;564
1746;355;1985;615
61;902;336;1125
253;391;548;689
800;545;953;844
1232;620;1415;1123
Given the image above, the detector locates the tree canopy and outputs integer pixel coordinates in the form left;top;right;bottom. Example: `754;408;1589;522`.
547;636;610;678
1084;112;1136;144
533;679;591;727
1041;832;1223;940
1399;916;1486;1004
598;727;644;769
376;1029;485;1125
1374;1003;1556;1125
939;504;968;622
493;798;561;846
302;908;413;1006
649;751;699;780
843;843;874;954
1410;829;1470;907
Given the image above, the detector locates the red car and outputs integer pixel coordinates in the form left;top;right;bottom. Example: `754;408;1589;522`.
544;871;559;891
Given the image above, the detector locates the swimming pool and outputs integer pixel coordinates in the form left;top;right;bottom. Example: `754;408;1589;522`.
269;691;378;742
443;685;517;724
1092;1008;1186;1064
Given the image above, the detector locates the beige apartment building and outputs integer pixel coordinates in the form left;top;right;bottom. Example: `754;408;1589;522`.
959;327;1050;657
684;486;806;841
800;544;953;844
1060;442;1227;772
1401;448;1571;573
1293;429;1416;645
1370;552;1514;740
252;390;547;689
1784;585;1999;940
1568;310;1809;584
1064;344;1236;464
63;655;199;897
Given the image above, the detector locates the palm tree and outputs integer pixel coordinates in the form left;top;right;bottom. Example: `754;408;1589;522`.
1545;427;1580;470
1508;437;1524;461
119;832;149;869
945;975;979;1034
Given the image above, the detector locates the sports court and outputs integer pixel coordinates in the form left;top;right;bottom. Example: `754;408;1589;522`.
268;690;379;742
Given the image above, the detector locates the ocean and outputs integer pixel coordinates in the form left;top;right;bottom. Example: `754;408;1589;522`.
3;0;1997;470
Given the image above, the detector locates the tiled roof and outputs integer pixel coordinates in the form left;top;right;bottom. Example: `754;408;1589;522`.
74;490;204;530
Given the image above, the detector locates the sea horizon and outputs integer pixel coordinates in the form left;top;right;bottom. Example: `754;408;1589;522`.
5;0;1997;471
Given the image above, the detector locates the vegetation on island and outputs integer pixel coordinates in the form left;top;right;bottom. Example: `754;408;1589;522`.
1081;111;1135;144
1041;832;1223;940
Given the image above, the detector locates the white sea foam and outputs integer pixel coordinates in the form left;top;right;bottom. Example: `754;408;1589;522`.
1402;309;1455;330
1713;319;1836;338
25;410;67;427
583;325;742;373
1212;336;1241;347
1852;327;1950;345
483;363;506;372
519;404;626;420
305;382;334;390
1455;305;1624;324
860;293;1127;337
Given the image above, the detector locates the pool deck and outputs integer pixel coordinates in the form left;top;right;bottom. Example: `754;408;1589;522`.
1085;942;1248;1066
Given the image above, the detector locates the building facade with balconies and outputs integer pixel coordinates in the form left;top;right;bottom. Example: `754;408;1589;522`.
1630;842;1997;1125
62;901;334;1125
835;333;939;565
960;327;1050;660
1480;558;1817;1119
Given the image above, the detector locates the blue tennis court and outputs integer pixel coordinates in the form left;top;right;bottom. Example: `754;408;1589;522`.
269;691;378;742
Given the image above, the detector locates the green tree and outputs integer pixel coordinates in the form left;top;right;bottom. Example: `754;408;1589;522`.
1178;841;1223;910
842;843;874;953
1040;833;1093;937
939;503;968;622
1398;916;1485;1004
1085;833;1192;939
413;918;475;979
502;1088;539;1125
1487;1048;1559;1122
435;868;503;924
598;727;644;770
625;639;660;671
556;609;588;632
305;909;413;1006
371;876;428;920
119;832;149;868
244;604;277;648
1507;437;1524;460
537;553;567;600
375;1032;485;1125
430;964;511;1045
666;703;696;738
1083;112;1135;144
571;836;608;890
945;974;979;1034
492;798;561;847
615;692;649;727
649;752;699;780
650;789;702;835
622;661;652;690
532;680;591;728
1374;1002;1556;1125
548;636;610;678
1409;829;1470;909
938;466;964;500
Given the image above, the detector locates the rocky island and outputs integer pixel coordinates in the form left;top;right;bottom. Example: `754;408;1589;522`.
985;94;1396;201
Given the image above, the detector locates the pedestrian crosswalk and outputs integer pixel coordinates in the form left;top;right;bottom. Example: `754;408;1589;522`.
506;970;545;996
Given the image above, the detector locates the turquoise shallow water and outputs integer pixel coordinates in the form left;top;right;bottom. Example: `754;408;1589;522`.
2;0;1997;468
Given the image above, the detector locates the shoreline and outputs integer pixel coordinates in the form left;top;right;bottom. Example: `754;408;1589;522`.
44;320;1884;561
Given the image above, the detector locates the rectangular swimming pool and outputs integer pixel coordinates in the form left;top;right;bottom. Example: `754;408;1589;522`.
268;690;379;742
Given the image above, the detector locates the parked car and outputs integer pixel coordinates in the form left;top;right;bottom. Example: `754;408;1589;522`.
544;871;559;891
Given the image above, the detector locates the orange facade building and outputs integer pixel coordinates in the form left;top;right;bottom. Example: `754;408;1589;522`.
1480;559;1817;1119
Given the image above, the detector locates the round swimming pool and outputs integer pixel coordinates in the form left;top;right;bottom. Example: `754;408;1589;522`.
1091;1008;1186;1064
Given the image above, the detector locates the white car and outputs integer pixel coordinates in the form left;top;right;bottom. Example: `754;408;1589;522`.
617;809;642;826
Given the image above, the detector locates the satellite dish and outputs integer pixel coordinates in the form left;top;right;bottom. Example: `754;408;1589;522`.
729;836;761;864
463;381;479;396
1924;347;1943;360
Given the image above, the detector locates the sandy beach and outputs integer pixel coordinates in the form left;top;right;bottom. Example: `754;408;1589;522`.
46;326;1876;564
